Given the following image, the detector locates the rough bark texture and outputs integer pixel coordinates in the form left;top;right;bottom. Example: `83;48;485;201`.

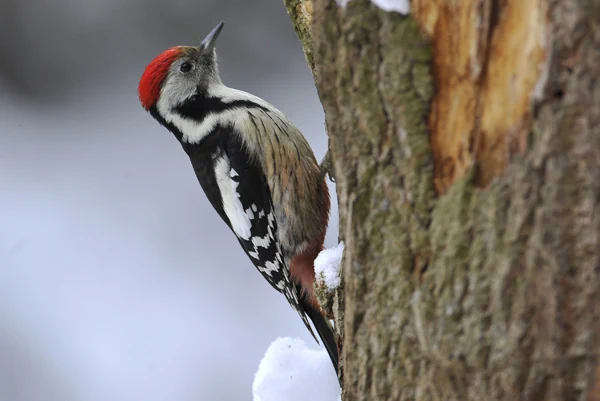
284;0;317;72
285;0;600;400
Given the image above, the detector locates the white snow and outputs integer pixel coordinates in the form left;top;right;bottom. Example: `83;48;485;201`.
314;242;344;290
371;0;410;13
253;338;340;401
336;0;410;14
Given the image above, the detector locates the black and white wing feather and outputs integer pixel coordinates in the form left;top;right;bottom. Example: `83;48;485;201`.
185;125;317;340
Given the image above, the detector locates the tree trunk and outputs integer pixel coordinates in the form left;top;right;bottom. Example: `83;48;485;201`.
285;1;600;400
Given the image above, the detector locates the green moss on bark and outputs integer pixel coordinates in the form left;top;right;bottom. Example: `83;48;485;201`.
283;0;315;72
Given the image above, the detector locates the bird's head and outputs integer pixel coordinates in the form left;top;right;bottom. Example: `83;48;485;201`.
138;21;224;111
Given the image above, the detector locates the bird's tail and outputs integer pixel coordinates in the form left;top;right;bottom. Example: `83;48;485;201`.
301;298;339;376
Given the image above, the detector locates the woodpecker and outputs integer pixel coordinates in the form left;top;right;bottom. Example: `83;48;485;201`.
138;22;338;374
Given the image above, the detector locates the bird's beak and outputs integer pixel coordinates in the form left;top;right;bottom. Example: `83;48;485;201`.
199;21;225;55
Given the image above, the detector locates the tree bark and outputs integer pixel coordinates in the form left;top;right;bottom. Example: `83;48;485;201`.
285;1;600;400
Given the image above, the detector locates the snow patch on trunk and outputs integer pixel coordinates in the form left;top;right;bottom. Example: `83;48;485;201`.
314;242;344;290
371;0;410;13
336;0;410;14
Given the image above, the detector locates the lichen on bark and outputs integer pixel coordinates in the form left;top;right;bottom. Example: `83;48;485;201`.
283;0;316;72
309;3;436;396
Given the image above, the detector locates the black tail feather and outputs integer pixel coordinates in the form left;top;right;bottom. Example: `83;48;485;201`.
302;299;339;377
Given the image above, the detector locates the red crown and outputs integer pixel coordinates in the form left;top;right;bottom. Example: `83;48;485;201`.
138;47;183;110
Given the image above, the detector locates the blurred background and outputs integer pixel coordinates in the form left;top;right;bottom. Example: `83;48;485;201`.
0;1;336;400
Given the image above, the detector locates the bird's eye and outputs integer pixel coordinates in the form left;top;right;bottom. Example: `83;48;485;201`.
180;61;194;73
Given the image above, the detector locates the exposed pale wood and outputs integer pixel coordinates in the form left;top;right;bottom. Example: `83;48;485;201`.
413;0;549;192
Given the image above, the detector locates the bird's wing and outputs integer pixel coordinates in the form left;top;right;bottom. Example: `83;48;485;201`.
213;131;317;341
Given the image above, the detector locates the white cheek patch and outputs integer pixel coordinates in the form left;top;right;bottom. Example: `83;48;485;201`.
214;158;252;240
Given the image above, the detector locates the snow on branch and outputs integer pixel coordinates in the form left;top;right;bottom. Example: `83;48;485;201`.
253;338;340;401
